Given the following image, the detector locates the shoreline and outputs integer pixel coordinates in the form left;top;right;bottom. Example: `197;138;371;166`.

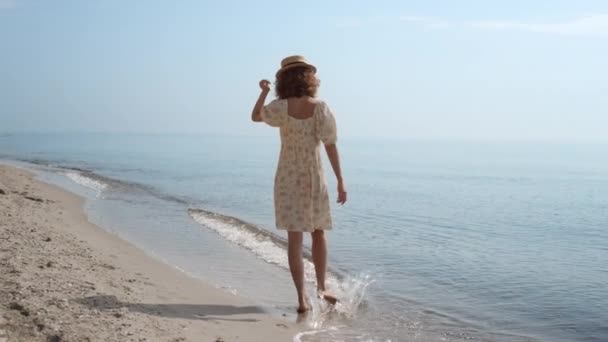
0;164;298;341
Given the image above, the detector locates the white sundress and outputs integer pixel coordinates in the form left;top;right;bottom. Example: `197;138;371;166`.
261;99;338;232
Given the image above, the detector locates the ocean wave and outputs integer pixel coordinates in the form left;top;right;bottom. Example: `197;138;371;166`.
65;170;190;205
15;157;192;205
188;208;291;267
65;172;108;196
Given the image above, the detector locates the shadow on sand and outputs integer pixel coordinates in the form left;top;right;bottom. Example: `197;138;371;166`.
76;295;266;323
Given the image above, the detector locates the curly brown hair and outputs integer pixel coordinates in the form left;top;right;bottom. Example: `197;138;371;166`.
275;66;319;99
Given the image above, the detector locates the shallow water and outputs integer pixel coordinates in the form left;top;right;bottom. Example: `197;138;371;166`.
1;133;607;341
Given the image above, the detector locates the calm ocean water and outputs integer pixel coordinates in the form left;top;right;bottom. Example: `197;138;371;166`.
1;132;607;341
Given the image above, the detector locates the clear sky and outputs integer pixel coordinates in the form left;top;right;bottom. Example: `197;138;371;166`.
1;0;607;141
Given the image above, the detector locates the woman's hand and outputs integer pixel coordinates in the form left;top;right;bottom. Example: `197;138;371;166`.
259;79;271;92
337;181;347;205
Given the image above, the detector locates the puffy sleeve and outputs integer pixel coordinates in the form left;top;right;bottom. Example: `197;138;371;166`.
319;102;338;145
261;99;287;127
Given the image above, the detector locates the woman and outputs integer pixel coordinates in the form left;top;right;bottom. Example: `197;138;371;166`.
251;55;347;313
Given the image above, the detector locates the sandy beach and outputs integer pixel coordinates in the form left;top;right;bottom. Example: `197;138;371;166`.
0;164;298;342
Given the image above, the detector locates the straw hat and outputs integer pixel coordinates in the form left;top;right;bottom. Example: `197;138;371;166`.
276;55;317;77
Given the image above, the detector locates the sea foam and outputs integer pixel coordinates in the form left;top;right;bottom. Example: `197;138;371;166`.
65;171;107;196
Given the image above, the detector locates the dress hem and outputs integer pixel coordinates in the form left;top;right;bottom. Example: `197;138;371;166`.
275;226;333;232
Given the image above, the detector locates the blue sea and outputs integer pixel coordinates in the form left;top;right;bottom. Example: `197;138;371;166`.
1;132;607;342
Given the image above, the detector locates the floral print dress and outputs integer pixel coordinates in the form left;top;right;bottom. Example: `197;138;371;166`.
261;99;337;232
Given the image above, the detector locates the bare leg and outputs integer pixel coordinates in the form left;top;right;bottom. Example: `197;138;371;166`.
311;230;337;305
287;232;308;313
311;230;327;291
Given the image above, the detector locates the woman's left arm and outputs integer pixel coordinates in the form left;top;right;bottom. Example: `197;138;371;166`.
251;79;271;122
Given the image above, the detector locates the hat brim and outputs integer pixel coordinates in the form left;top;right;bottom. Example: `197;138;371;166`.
276;62;317;77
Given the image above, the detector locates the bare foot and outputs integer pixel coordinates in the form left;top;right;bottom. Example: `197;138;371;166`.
318;291;338;305
297;303;310;314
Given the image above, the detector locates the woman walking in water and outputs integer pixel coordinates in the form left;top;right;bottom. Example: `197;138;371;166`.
251;55;347;313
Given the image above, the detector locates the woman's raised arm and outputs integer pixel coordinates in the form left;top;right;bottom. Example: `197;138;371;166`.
251;79;271;122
